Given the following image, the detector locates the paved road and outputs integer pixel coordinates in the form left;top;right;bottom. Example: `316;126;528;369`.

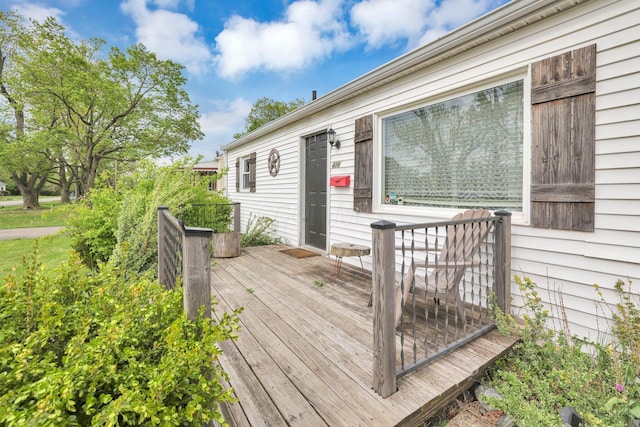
0;226;66;240
0;196;60;207
0;197;66;240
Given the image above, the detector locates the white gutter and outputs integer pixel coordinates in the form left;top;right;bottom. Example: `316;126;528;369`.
222;0;587;151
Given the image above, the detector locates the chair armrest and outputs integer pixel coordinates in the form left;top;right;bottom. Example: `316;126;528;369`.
395;246;442;252
414;260;480;269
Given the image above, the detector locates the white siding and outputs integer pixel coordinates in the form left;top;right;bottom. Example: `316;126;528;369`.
226;0;640;338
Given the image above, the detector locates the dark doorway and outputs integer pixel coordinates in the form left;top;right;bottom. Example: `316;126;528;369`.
304;133;327;250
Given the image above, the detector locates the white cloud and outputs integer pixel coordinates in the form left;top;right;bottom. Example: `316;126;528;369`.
8;2;87;41
418;0;495;45
430;0;494;29
214;0;352;80
151;0;185;8
350;0;433;48
199;98;252;139
120;0;212;75
9;2;65;23
351;0;500;49
191;98;252;159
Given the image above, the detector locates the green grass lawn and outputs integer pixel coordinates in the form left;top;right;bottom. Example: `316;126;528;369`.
0;234;74;278
0;198;75;276
0;201;69;229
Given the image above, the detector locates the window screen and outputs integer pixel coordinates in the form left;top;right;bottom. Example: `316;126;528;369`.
242;157;250;190
382;80;524;210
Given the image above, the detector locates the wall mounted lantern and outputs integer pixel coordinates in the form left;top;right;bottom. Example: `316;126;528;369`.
327;127;340;149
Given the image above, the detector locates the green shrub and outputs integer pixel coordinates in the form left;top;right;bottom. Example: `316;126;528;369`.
597;279;640;425
0;245;241;426
240;214;283;247
111;160;231;278
485;276;640;426
64;186;122;268
66;159;231;277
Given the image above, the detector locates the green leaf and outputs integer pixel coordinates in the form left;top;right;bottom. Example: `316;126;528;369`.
629;404;640;418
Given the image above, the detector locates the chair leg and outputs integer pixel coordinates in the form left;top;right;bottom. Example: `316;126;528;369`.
450;289;467;323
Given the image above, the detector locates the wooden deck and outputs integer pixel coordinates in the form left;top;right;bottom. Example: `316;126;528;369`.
210;245;518;427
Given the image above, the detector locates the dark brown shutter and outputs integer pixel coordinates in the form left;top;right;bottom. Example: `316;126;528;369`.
354;115;373;213
249;152;256;193
235;157;240;192
530;44;596;231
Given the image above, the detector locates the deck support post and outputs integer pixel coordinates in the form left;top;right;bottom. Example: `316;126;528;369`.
371;220;397;397
158;206;170;288
233;202;241;233
493;211;512;313
158;206;213;320
183;227;213;320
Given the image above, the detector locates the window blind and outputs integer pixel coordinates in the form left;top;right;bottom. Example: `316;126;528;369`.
382;80;524;210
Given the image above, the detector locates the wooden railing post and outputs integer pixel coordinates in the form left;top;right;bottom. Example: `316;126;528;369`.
371;220;397;397
233;203;241;233
183;227;213;320
157;206;169;288
493;211;512;313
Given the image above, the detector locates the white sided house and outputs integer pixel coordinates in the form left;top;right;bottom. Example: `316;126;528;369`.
223;0;639;340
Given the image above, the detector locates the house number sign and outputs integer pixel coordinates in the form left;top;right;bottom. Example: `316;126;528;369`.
268;148;280;177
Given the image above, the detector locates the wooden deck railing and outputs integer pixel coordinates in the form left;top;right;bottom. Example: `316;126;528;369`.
157;206;213;320
371;211;511;397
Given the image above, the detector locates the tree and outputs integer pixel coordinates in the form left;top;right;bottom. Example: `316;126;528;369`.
0;11;54;208
0;12;204;207
233;96;304;139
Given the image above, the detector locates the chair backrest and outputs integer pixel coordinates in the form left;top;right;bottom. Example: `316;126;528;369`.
396;209;494;326
428;209;493;293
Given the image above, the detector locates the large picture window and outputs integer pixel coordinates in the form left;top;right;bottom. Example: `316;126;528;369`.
382;80;524;211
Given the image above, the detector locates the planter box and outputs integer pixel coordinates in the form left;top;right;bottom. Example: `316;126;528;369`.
212;231;241;258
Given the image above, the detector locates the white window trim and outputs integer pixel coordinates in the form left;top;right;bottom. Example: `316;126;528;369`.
373;70;530;226
239;155;251;192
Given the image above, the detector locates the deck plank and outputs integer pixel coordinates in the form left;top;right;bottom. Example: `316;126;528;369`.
213;268;329;426
210;245;519;426
215;268;373;426
214;341;277;427
215;251;408;422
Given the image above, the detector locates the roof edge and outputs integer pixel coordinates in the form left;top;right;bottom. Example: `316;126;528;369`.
222;0;587;152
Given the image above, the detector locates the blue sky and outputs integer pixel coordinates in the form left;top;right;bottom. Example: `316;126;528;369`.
2;0;509;160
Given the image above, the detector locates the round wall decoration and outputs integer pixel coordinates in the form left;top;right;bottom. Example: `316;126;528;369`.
268;148;280;177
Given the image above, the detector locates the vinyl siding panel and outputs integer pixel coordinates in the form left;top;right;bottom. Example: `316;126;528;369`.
596;199;640;215
225;0;640;338
597;155;640;171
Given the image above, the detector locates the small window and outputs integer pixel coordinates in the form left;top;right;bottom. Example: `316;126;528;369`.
236;152;256;193
241;156;250;191
381;80;524;211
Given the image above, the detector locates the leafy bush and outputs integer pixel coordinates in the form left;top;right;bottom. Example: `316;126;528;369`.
485;276;640;426
240;214;284;247
597;279;640;424
64;186;122;268
0;245;241;425
66;159;231;277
